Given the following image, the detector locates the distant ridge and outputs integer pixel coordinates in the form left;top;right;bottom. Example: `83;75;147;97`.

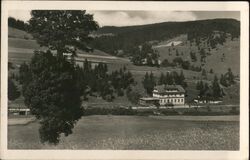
95;18;240;35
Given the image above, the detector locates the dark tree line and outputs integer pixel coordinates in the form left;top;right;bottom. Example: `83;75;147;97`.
20;58;135;103
196;68;236;100
8;17;29;31
75;59;134;101
142;71;187;95
196;75;225;100
158;71;187;88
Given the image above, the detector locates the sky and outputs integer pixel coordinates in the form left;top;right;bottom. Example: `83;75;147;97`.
8;10;240;27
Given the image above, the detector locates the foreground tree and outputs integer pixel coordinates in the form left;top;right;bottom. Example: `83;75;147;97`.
23;10;98;144
29;10;98;56
24;51;82;144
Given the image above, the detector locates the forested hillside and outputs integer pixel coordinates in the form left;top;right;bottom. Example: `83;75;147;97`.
91;19;240;56
90;18;240;75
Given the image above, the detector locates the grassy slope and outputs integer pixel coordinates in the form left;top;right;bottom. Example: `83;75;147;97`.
8;27;33;39
154;35;240;75
8;115;239;150
8;27;113;65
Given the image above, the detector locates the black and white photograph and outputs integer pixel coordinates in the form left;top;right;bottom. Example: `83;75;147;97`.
1;1;249;160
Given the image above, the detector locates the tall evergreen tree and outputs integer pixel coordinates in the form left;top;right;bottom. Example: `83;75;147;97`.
165;72;173;85
202;69;207;79
142;72;149;94
158;73;165;85
142;72;155;95
24;10;99;144
212;75;222;98
227;68;235;85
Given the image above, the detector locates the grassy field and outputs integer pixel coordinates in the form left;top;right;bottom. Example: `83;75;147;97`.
8;115;239;150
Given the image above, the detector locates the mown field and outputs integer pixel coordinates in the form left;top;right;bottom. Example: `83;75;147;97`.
8;115;239;150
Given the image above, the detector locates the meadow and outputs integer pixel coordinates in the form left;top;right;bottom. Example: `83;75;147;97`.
8;115;239;150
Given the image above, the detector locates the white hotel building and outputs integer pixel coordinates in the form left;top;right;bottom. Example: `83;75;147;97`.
140;85;185;106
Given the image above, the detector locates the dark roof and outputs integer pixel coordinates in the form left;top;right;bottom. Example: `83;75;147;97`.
154;85;185;93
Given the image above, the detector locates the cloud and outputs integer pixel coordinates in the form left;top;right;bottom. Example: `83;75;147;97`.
8;10;197;26
88;11;197;26
7;10;239;27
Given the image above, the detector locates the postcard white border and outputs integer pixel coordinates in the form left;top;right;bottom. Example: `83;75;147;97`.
1;1;249;160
